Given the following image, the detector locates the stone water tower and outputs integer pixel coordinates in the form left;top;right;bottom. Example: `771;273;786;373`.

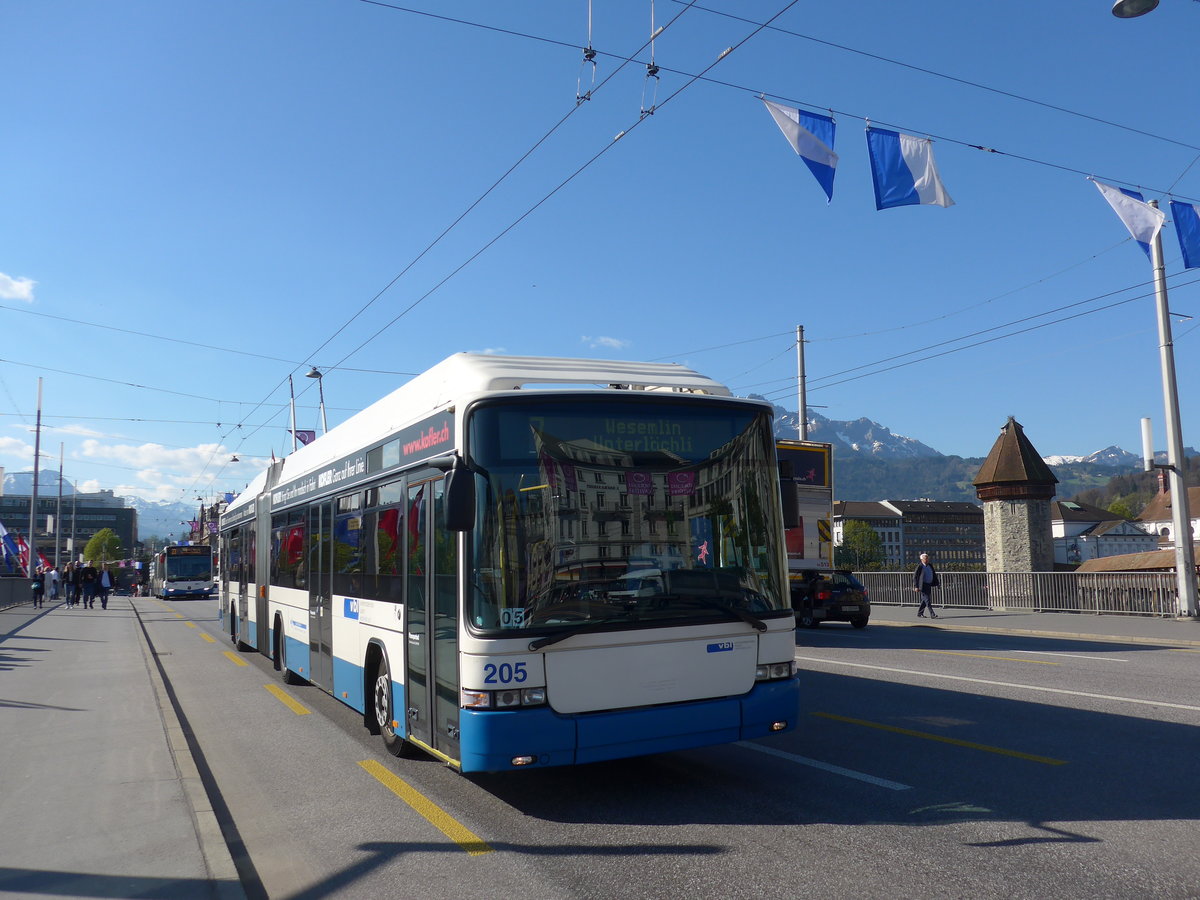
973;417;1058;572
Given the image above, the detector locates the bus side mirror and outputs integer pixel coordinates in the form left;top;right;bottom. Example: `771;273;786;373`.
443;457;476;532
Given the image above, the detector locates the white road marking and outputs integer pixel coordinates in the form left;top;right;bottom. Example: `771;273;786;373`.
794;655;1200;713
737;741;913;791
1007;649;1127;662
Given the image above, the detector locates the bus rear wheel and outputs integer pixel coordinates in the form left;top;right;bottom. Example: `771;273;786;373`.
374;658;412;757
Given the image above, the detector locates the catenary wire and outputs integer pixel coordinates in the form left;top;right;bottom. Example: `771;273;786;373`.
204;0;705;484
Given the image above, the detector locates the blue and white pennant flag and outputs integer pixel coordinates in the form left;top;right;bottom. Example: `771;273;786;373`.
1093;180;1164;259
865;128;954;210
1168;200;1200;269
761;98;838;203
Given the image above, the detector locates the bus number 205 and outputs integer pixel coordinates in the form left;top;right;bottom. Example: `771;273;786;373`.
483;662;529;685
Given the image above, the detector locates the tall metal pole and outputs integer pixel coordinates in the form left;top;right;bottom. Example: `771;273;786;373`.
70;480;77;564
1150;200;1198;616
55;443;63;569
796;325;807;440
317;374;328;435
27;378;43;576
289;374;298;453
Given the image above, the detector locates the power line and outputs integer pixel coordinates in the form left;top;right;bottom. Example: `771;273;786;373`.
0;302;415;376
208;0;705;481
758;274;1200;400
673;1;1200;154
354;1;1200;202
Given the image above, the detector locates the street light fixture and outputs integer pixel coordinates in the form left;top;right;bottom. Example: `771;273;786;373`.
306;366;328;435
1112;0;1159;16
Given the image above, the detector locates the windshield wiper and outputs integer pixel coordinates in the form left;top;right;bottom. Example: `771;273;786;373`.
528;616;630;651
662;594;769;632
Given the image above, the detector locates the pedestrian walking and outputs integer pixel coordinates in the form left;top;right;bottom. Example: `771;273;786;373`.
80;561;98;608
63;562;77;607
98;564;116;610
46;565;60;604
912;552;939;619
32;566;46;608
71;562;83;607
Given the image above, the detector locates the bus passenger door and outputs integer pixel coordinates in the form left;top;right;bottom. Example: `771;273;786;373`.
405;478;460;761
308;502;334;689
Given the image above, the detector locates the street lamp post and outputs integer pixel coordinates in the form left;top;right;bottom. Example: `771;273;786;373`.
1148;201;1198;616
306;367;328;435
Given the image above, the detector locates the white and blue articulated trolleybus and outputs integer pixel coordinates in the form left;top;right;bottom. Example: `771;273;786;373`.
219;353;799;773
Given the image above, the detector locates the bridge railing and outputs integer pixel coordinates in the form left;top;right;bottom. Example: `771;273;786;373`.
855;571;1182;617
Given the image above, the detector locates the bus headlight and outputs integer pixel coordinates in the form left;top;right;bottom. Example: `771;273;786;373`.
461;686;547;709
460;688;492;709
755;662;796;681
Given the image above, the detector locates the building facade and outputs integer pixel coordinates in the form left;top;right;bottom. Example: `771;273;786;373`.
833;499;985;569
0;472;138;569
1052;499;1157;566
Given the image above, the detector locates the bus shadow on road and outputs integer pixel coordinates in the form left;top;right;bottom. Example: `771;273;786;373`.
468;668;1200;839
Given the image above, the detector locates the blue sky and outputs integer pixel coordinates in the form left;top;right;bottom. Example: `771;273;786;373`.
3;0;1199;506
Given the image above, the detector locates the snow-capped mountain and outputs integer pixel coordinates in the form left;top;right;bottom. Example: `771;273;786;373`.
1042;445;1199;468
124;497;203;540
2;471;79;495
762;401;942;460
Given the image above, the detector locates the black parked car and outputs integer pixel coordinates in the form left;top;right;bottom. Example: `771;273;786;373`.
791;569;870;629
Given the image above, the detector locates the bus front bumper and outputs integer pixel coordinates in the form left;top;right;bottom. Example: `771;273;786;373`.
458;676;799;773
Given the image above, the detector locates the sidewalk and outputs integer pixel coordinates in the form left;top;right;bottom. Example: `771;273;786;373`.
869;602;1200;647
0;596;243;899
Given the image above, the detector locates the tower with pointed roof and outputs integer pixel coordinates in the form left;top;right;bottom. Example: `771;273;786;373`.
973;417;1058;572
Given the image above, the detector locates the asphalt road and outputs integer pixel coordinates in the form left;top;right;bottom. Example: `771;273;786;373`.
141;598;1200;900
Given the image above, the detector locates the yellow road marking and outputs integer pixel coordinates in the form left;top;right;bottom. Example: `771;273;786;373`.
357;760;492;856
1168;648;1200;653
175;613;184;618
813;712;1067;766
264;683;311;715
185;622;197;629
200;633;216;643
915;649;1059;665
223;651;249;667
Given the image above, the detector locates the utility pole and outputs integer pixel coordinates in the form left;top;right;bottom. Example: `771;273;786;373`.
796;325;807;440
289;374;298;453
1149;201;1198;616
27;378;43;576
55;443;63;569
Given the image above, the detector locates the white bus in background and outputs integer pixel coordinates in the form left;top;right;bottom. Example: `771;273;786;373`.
220;353;799;773
152;543;216;600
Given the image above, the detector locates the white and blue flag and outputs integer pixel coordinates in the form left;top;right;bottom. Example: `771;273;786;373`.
865;128;954;210
1169;200;1200;269
761;98;838;203
1093;180;1164;260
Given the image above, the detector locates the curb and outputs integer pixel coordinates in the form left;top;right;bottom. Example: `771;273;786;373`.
133;602;247;899
872;618;1200;649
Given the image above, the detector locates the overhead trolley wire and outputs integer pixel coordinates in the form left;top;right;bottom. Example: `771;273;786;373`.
192;0;708;492
355;1;1200;201
756;274;1200;400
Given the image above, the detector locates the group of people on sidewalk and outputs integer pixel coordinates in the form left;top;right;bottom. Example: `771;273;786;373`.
30;561;120;610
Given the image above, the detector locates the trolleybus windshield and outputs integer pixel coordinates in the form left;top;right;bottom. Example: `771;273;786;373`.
465;397;788;635
164;547;212;581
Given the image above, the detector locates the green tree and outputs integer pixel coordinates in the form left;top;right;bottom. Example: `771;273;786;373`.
1106;497;1138;520
835;519;885;570
83;528;122;565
